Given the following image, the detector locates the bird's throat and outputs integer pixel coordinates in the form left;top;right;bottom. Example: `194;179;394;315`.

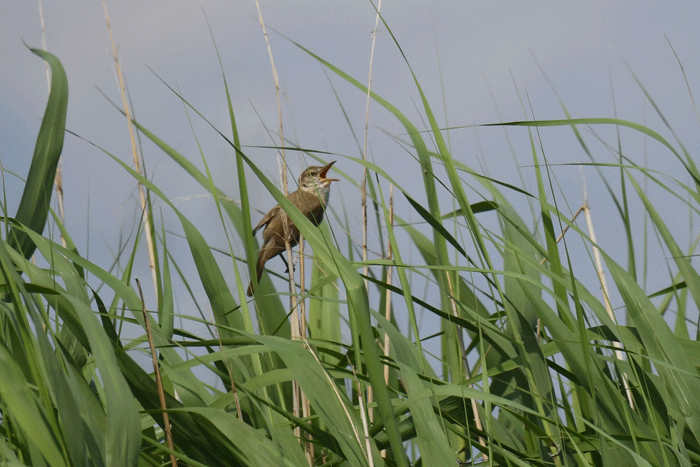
301;182;331;207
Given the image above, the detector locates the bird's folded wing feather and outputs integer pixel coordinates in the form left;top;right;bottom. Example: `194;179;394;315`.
252;205;280;236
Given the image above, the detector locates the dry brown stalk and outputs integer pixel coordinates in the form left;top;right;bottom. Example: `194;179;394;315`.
364;0;382;430
383;184;394;385
539;205;585;266
253;2;312;460
582;202;634;409
101;1;158;302
444;272;487;460
135;278;177;467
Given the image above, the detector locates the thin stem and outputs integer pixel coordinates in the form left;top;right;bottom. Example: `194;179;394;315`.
135;278;177;467
102;0;158;303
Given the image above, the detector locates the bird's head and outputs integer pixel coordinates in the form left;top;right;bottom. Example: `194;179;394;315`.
299;161;339;196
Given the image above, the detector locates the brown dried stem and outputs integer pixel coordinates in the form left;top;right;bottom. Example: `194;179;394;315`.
135;278;177;467
363;0;382;429
102;1;158;302
254;2;310;460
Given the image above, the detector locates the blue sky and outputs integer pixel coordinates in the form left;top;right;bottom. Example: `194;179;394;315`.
2;2;700;344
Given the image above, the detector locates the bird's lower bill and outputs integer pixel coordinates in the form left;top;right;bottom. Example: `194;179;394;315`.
319;162;339;181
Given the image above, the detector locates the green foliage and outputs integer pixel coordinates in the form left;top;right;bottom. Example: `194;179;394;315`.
8;48;68;260
3;38;700;467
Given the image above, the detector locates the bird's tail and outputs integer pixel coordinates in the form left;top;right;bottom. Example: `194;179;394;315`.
247;243;284;296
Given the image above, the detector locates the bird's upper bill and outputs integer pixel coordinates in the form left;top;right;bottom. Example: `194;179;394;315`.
319;161;339;182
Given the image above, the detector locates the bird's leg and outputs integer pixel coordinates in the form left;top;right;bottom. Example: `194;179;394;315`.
279;253;292;273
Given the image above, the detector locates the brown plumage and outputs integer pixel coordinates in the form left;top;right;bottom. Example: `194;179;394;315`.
247;161;338;296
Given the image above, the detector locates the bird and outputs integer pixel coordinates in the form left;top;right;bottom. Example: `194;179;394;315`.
247;161;338;296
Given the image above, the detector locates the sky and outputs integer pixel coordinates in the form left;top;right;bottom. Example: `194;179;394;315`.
2;2;700;350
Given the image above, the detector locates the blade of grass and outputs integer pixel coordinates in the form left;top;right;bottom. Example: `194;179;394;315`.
8;48;67;259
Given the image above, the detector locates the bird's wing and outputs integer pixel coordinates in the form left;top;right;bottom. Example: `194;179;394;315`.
252;205;280;236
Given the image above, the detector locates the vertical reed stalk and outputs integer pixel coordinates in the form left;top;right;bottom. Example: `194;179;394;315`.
136;279;177;467
363;0;382;425
102;0;158;302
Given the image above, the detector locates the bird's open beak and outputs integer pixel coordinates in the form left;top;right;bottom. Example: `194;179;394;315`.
319;161;339;181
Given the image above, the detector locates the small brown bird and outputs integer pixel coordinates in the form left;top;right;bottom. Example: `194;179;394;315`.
247;161;339;296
